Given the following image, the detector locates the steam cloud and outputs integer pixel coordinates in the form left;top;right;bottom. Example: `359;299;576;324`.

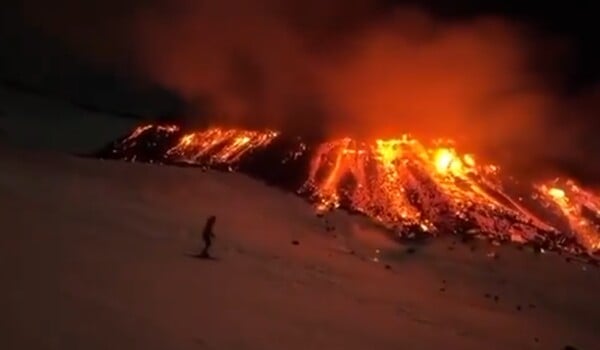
15;0;599;181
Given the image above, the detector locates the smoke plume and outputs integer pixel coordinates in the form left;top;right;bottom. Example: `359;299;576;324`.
13;0;598;181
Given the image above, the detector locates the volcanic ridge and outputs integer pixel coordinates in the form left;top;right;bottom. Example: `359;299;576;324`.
96;124;600;261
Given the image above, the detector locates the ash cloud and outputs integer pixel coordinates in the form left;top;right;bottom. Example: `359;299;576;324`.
126;1;575;174
13;0;600;182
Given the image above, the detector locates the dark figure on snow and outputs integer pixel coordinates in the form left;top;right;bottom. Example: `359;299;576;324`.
200;215;216;258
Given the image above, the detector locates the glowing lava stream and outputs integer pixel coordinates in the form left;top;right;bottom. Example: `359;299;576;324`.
108;124;600;256
166;127;280;164
537;181;600;252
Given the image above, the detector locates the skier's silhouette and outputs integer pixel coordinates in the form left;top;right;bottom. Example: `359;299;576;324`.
200;215;216;258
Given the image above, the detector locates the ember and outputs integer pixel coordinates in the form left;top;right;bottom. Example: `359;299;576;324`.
98;124;600;259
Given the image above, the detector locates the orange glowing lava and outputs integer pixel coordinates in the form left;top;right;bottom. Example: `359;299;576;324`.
537;181;600;252
166;127;279;164
111;124;600;256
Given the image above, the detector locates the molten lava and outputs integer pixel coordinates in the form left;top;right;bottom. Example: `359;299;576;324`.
166;127;280;164
101;124;600;258
536;181;600;252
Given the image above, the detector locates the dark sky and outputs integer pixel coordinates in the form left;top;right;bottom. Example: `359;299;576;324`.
0;0;184;118
1;0;598;103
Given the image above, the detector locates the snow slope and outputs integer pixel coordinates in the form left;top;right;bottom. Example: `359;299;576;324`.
1;147;600;350
1;88;599;349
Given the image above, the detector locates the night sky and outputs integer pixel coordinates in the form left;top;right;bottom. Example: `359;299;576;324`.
1;0;599;181
2;1;598;106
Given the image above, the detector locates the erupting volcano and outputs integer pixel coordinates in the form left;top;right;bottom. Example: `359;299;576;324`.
98;124;600;260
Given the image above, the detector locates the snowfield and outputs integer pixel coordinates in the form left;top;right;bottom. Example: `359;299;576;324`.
1;87;599;349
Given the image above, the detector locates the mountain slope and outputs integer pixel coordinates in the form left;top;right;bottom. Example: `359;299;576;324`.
1;145;599;350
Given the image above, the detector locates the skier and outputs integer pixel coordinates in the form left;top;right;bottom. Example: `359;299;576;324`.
200;215;217;258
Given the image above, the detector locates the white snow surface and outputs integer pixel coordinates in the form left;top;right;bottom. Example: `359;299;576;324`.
0;87;599;349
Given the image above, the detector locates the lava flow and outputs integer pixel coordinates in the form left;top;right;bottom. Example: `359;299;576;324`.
98;124;600;259
166;127;280;165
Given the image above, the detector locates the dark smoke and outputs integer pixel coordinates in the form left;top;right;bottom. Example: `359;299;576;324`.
12;0;600;183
